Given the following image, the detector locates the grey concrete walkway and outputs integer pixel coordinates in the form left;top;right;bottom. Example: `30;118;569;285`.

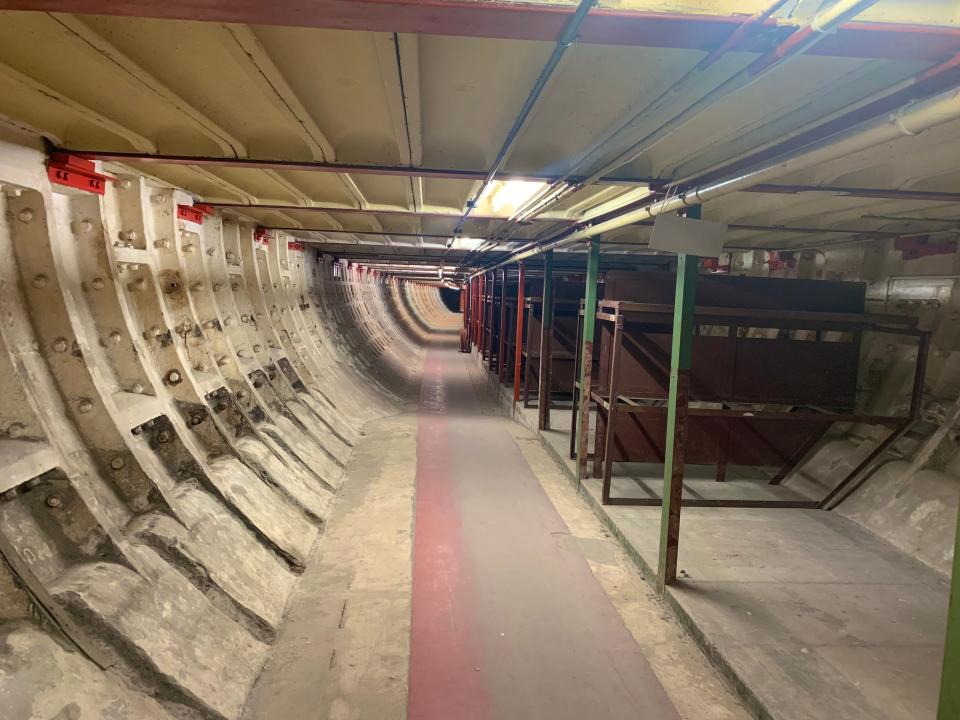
244;343;723;720
408;346;679;720
507;393;949;720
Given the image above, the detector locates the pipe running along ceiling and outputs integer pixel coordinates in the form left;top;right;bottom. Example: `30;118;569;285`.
0;1;960;276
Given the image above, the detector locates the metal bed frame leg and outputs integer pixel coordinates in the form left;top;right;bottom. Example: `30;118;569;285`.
938;499;960;719
716;425;730;483
523;303;534;407
569;303;583;459
498;268;507;382
601;315;624;504
657;249;700;594
577;238;601;482
513;263;526;403
538;251;554;430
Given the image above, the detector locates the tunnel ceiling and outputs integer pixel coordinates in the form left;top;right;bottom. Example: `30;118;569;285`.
0;1;960;262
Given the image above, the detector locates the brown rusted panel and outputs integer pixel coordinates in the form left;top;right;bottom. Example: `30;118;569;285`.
598;328;859;409
608;414;833;466
732;337;859;408
603;272;866;313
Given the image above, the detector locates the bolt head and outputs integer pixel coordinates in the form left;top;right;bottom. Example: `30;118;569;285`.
110;456;125;470
109;331;122;344
78;399;94;414
166;370;182;384
45;495;63;509
52;338;68;353
190;414;203;426
31;274;47;289
157;430;171;443
91;277;105;290
17;208;34;223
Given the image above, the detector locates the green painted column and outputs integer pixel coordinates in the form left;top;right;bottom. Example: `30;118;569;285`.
576;237;601;481
657;206;701;594
939;502;960;718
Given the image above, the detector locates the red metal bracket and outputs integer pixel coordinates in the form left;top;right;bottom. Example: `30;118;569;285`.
47;153;110;195
254;227;271;247
176;203;215;224
767;251;796;271
287;240;304;252
701;258;730;273
895;235;958;260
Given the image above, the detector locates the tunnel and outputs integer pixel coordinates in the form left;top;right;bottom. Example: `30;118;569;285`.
0;2;958;720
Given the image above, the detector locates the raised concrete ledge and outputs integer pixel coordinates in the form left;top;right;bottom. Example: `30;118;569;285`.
470;354;948;720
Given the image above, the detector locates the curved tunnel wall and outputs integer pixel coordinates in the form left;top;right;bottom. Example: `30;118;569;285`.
0;136;457;719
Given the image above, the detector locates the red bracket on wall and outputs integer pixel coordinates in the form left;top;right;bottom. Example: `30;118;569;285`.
287;241;304;252
176;203;215;224
254;227;271;247
47;153;110;195
895;235;958;260
701;258;730;273
767;251;796;271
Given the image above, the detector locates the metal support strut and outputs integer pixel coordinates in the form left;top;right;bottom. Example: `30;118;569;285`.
940;497;960;718
538;251;554;430
513;263;526;402
657;210;701;593
576;237;601;482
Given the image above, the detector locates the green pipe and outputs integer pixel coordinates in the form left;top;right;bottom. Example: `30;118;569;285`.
939;502;960;718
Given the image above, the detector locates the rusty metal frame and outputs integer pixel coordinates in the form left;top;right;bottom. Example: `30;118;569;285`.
522;296;580;410
579;299;930;510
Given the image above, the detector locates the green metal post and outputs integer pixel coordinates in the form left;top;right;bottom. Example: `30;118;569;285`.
538;250;554;430
939;502;960;719
657;206;701;594
576;237;601;481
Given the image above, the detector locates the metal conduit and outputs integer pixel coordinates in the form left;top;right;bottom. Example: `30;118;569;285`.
493;0;792;240
448;0;597;239
472;82;960;277
497;0;878;239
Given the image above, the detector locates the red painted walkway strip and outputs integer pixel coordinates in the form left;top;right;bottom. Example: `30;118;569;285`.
408;347;679;720
408;352;490;720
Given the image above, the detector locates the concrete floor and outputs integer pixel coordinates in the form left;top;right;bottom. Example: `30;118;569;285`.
505;386;950;720
243;340;751;719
